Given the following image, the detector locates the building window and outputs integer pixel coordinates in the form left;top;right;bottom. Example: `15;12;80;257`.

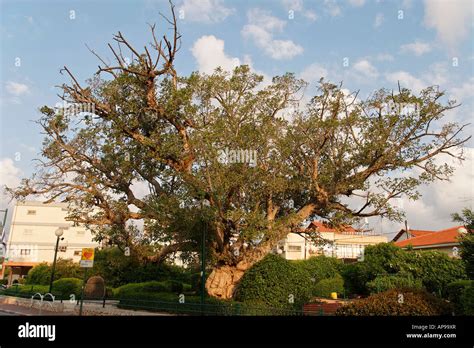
20;249;31;255
288;245;302;252
58;245;67;252
26;210;36;215
74;250;81;256
23;229;33;235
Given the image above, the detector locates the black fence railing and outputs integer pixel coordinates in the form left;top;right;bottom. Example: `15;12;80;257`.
0;287;329;316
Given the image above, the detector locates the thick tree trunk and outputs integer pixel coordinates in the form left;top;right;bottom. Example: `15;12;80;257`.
205;248;270;299
205;264;246;299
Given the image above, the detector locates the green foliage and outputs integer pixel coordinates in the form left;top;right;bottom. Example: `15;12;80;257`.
235;254;312;309
336;289;453;316
25;263;51;285
114;280;189;298
91;247;192;287
25;259;82;285
367;274;423;294
445;280;473;314
459;233;474;280
3;284;49;297
313;275;344;298
341;243;466;296
51;278;82;298
294;256;343;284
459;283;474;315
401;251;467;295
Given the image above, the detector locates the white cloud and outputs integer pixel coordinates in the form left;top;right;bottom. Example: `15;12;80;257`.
5;81;29;96
385;70;425;93
324;0;342;17
299;63;329;85
179;0;234;24
281;0;318;21
449;77;474;104
348;0;365;7
241;8;303;60
191;35;241;74
374;13;384;28
423;0;474;50
400;41;432;56
399;148;474;230
353;59;379;79
375;53;394;62
191;35;272;87
0;158;23;209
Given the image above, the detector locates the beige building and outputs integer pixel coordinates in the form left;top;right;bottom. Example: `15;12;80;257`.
278;221;387;261
0;201;99;284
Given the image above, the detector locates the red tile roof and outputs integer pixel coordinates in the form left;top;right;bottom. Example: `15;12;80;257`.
395;226;465;248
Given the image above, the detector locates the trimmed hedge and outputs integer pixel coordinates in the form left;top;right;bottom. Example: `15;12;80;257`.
2;284;49;297
235;254;312;309
313;275;344;298
367;274;423;294
51;278;82;298
114;280;189;298
336;289;453;316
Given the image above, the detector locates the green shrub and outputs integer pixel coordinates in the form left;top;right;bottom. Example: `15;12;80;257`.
459;233;474;279
402;251;467;295
459;283;474;315
340;244;467;296
26;259;82;285
235;254;312;309
51;278;82;298
445;280;473;315
341;262;371;296
4;284;49;297
367;274;423;294
294;256;343;284
114;280;186;298
90;247;193;288
25;263;51;285
335;288;453;316
313;275;344;298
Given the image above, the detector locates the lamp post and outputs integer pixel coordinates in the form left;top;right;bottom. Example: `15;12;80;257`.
48;228;64;293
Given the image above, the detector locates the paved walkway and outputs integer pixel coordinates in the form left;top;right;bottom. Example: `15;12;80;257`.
0;303;71;316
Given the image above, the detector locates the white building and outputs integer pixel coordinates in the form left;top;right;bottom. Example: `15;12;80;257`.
278;221;387;262
0;201;99;284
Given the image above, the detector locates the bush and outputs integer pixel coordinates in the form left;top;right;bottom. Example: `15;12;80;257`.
367;274;423;294
114;280;186;298
51;278;82;298
25;263;51;285
235;254;312;309
459;283;474;315
90;247;193;288
340;244;467;296
335;289;453;316
3;284;49;297
294;256;343;284
313;275;344;298
402;251;467;295
445;280;473;315
26;259;82;285
459;233;474;279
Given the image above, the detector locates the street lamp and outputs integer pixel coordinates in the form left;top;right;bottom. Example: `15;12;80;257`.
48;228;65;293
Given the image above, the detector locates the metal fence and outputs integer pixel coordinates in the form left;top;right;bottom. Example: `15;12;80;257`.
0;286;331;316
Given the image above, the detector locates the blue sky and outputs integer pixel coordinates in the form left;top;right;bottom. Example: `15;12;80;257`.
1;0;473;231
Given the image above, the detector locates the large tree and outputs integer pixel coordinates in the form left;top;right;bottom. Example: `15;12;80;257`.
8;3;470;299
